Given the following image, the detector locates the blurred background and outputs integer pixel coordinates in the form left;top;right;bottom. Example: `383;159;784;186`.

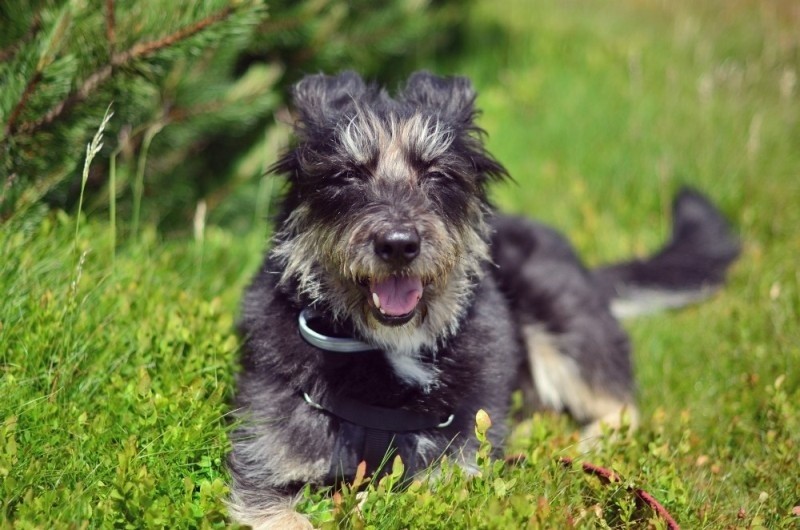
1;0;467;232
3;0;796;251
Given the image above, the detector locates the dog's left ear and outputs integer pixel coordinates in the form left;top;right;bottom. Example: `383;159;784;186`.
292;71;367;127
401;71;477;125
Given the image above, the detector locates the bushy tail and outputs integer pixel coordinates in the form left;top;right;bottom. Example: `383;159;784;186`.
594;187;740;318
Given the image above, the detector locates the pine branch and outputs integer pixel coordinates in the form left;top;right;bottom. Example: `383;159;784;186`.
112;5;235;67
4;72;43;137
105;0;116;53
10;5;236;138
0;14;41;63
1;13;45;137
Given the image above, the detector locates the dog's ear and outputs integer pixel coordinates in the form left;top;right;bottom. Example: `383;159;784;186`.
292;71;366;126
401;71;477;124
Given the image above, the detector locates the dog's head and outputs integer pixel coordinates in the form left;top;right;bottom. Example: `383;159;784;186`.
271;71;507;353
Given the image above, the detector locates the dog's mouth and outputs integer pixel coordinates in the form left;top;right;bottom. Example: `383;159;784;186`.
361;275;424;326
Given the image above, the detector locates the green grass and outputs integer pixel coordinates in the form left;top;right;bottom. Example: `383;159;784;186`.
2;0;799;528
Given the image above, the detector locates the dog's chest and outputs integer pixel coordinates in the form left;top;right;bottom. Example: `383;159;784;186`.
384;352;439;390
318;349;442;407
306;352;464;485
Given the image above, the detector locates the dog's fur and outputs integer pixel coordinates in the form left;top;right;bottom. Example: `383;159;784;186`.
228;71;739;529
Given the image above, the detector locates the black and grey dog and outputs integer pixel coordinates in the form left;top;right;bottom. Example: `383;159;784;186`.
228;71;739;529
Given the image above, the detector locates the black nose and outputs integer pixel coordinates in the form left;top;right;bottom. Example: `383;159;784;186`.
374;227;421;266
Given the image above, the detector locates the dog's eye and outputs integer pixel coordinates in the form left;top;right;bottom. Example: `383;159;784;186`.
425;171;450;182
334;170;360;182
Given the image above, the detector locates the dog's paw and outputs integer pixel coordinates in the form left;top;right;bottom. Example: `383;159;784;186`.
247;509;315;530
578;405;639;452
229;500;315;530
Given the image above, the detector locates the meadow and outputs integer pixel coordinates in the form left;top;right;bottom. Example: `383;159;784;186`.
2;0;798;528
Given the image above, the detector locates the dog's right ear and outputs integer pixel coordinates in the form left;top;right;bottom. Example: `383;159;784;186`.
292;71;366;126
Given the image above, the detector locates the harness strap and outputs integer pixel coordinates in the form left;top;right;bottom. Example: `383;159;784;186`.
362;428;395;477
303;391;453;432
302;391;455;476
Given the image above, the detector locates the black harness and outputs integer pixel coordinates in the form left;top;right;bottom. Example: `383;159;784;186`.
297;308;455;478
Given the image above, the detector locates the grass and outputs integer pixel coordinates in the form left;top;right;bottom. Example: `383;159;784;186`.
2;0;799;527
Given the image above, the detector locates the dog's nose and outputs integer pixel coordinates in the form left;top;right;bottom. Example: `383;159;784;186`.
374;227;421;266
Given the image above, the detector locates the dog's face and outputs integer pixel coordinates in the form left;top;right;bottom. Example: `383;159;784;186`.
271;71;506;353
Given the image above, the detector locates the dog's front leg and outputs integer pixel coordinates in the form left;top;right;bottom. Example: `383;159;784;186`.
226;391;334;530
227;489;314;530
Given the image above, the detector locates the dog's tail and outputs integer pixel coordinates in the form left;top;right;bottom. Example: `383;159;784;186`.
593;187;740;318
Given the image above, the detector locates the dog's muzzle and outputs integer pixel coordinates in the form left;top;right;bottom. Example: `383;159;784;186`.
365;226;424;326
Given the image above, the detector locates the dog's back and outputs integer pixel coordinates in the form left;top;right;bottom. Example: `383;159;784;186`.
489;189;738;433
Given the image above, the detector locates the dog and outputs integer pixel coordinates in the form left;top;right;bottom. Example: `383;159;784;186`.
227;71;739;529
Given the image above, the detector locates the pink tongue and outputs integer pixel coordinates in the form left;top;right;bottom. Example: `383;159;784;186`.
371;276;423;316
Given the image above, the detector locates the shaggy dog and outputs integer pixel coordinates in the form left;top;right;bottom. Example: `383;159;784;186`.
227;71;739;529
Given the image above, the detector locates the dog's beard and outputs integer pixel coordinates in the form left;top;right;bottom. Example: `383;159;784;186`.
271;212;490;355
